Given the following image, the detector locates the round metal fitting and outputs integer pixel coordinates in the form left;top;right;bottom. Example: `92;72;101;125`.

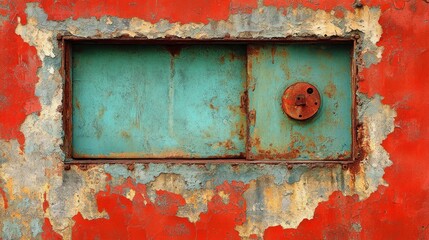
281;82;321;120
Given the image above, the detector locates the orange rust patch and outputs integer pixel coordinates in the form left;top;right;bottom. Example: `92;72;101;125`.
228;51;246;62
349;123;370;175
215;139;237;150
270;46;277;64
209;103;219;111
121;131;131;139
240;91;248;115
75;100;81;110
165;46;182;57
324;81;337;98
249;110;256;125
219;56;225;64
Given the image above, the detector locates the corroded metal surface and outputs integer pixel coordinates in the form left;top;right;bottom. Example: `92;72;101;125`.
71;44;246;158
248;44;353;161
67;41;353;162
282;82;321;120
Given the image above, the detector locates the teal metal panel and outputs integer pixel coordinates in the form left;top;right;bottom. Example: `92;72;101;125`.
72;44;246;158
248;44;352;160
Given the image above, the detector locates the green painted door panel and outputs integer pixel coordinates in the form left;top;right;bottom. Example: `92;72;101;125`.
247;44;352;160
71;43;353;161
72;44;246;158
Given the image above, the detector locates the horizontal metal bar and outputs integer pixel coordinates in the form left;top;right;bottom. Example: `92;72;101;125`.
60;35;356;44
65;158;355;165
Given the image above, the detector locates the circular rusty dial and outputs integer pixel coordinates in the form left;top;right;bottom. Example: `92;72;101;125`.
281;82;321;120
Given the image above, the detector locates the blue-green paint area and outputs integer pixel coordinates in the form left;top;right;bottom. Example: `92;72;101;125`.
72;44;246;158
30;219;43;238
248;44;352;160
2;220;22;240
104;163;310;190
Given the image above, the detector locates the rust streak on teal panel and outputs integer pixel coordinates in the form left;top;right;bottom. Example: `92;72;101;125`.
248;44;352;160
72;44;246;158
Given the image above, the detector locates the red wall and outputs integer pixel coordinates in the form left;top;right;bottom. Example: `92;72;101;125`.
1;0;428;239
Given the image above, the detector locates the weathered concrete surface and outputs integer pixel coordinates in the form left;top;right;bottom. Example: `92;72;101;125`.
0;0;428;239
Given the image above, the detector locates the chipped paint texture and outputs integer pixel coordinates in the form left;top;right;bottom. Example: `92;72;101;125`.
1;0;428;239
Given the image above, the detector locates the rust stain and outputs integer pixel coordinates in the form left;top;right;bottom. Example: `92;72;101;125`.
250;131;335;160
209;103;218;110
75;100;81;110
349;123;370;175
247;51;256;91
227;105;239;115
78;164;89;171
219;56;225;64
75;144;247;159
247;45;261;57
240;91;248;115
228;51;246;61
132;117;141;129
335;150;351;160
212;139;238;150
270;46;277;64
208;96;219;111
251;148;301;160
236;125;246;140
165;45;182;57
127;164;135;171
121;131;131;139
249;110;256;125
106;149;196;159
279;48;289;58
324;81;337;98
253;137;261;147
98;107;105;118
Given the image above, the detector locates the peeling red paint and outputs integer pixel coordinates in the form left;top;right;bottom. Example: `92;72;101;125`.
230;0;258;14
43;192;49;213
0;19;41;147
72;179;248;239
0;187;8;209
42;218;63;240
264;189;429;239
195;181;248;239
263;0;355;11
41;190;63;239
264;192;366;239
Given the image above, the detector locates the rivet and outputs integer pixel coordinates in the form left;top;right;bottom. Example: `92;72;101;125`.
79;164;88;171
127;164;135;171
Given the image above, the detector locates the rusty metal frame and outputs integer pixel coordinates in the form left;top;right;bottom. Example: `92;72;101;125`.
60;35;360;166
